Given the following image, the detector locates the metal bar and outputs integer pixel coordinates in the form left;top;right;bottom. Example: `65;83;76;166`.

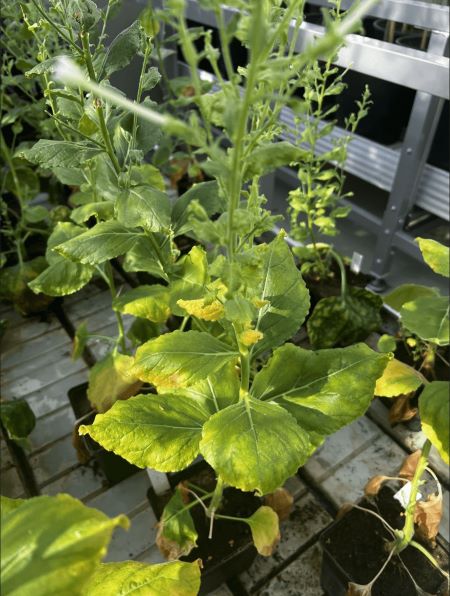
369;31;448;288
308;0;450;33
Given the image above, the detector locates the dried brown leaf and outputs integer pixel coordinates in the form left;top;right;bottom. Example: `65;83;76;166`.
414;493;443;544
364;475;390;497
336;502;354;520
264;487;294;521
177;481;191;505
399;450;421;481
347;581;372;595
389;394;418;424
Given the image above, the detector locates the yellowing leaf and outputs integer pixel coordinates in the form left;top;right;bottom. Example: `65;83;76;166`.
240;329;264;347
374;359;425;397
419;381;450;465
87;353;143;413
416;238;450;278
156;488;198;560
245;506;280;556
264;488;294;522
177;298;224;321
113;285;170;323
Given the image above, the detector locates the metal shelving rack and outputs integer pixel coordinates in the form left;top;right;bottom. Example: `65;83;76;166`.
160;0;449;288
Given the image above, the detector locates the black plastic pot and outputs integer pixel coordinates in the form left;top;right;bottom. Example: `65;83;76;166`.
320;486;449;595
147;463;259;595
68;383;138;485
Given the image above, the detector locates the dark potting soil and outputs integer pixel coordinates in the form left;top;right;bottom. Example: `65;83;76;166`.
323;486;449;595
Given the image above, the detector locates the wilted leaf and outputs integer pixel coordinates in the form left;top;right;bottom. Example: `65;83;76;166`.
264;488;294;521
414;493;443;543
336;502;354;520
347;582;372;596
388;394;418;424
156;488;198;560
72;321;89;360
399;450;421;481
245;506;280;556
364;475;390;497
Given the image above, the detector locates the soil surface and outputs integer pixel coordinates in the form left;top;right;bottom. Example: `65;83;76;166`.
323;486;449;595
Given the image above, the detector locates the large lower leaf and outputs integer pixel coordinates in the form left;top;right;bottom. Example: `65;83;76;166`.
133;330;238;390
1;494;128;596
251;234;310;357
113;285;171;323
200;398;312;494
156;488;198;560
115;186;170;233
383;284;439;312
419;381;449;465
87;353;143;413
252;343;389;442
86;560;201;596
307;287;382;349
19;140;103;169
374;358;425;397
56;221;140;265
417;237;449;278
80;393;208;471
401;295;449;345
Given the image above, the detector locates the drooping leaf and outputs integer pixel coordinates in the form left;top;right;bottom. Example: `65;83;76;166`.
172;181;222;234
243;142;306;180
419;381;449;465
252;343;389;444
72;321;89;360
200;398;312;494
388;395;418;424
113;285;170;323
0;494;128;596
18;140;103;169
417;237;449;278
399;450;421;481
80;393;208;470
383;284;440;312
133;330;238;390
156;488;198;560
55;221;140;265
414;493;443;543
103;20;143;77
86;560;201;596
115;186;170;233
87;353;143;413
307;287;382;349
251;234;310;357
0;399;36;440
400;296;449;346
364;475;391;497
244;506;280;556
374;358;425;397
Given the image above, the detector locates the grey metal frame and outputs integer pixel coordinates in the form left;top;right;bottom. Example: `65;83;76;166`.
168;0;449;286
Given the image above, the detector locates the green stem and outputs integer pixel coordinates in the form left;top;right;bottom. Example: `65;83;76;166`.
179;316;190;332
240;351;250;393
207;476;225;518
80;31;121;175
409;540;449;578
329;249;347;300
29;0;82;54
394;439;432;554
104;263;127;353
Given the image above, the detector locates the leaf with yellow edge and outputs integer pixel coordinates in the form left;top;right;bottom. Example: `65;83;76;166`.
419;381;449;465
113;285;170;323
87;353;143;413
177;298;224;321
374;358;425;397
244;506;280;556
416;237;449;278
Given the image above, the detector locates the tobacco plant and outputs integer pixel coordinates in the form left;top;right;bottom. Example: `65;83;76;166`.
42;0;390;557
1;493;200;595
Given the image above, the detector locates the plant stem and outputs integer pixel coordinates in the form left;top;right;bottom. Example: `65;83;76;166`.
104;263;127;354
329;248;347;300
80;31;121;175
410;541;450;578
394;439;432;553
207;476;225;518
240;351;250;393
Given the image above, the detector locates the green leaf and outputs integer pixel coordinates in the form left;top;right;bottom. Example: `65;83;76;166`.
133;330;238;390
417;238;449;278
307;287;382;349
1;494;128;596
0;258;53;315
70;201;114;224
252;343;389;443
56;221;140;265
243;142;306;181
374;358;425;397
121;98;162;153
383;284;440;312
87;353;143;413
377;334;397;353
130;163;165;190
86;560;201;596
24;205;48;223
18;140;103;169
251;235;310;357
25;57;61;78
0;399;36;440
127;318;160;346
113;285;170;323
401;295;449;346
172;181;222;234
245;506;280;556
115;186;170;233
156;488;198;560
419;381;449;465
141;67;162;92
72;321;89;360
200;398;312;494
169;246;209;316
103;20;143;77
122;234;171;281
29;223;94;296
0;496;26;521
80;393;208;471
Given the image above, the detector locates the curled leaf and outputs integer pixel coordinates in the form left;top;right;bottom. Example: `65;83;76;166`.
364;475;390;497
264;487;294;522
388;394;418;425
156;488;198;561
399;450;421;481
414;493;443;544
